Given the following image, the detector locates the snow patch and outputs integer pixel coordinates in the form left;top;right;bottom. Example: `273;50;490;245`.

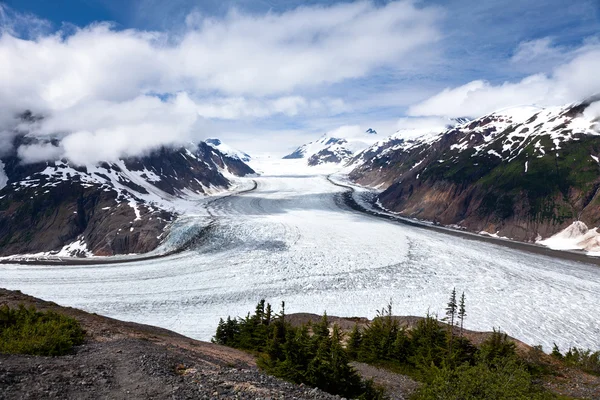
206;138;251;162
538;221;600;253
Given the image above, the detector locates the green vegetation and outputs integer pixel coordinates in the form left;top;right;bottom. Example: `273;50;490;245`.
215;291;596;399
0;304;85;356
213;300;385;399
552;344;600;376
415;131;600;224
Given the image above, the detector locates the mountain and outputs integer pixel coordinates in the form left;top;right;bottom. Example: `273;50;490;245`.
283;134;373;166
205;138;251;162
349;97;600;243
0;132;254;257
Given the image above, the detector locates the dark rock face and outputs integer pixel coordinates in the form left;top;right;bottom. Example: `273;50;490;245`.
0;138;255;257
282;149;306;159
349;100;600;241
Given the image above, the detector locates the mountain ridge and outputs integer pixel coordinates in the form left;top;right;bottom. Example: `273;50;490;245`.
0;130;255;257
348;97;600;247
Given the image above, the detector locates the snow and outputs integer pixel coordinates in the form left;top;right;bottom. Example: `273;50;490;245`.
1;158;600;353
55;238;93;257
538;221;600;252
205;138;251;162
284;134;376;165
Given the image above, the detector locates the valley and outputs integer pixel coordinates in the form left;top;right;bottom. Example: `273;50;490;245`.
2;158;599;354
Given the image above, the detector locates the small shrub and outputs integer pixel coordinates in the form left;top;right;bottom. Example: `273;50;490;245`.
553;345;600;376
412;358;552;400
0;304;85;356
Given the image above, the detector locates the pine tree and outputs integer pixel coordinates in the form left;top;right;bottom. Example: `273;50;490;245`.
458;292;466;337
255;299;265;322
346;324;362;359
265;303;272;326
445;288;457;355
312;312;330;340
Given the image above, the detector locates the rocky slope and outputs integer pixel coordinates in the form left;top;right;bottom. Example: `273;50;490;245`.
0;126;255;257
2;289;598;399
349;97;600;244
0;288;338;400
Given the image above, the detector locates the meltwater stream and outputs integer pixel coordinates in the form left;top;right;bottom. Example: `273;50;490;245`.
1;159;599;351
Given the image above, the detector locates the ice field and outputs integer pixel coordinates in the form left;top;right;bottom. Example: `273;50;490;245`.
2;158;600;351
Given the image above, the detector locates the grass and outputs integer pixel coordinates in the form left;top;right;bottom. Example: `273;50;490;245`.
0;304;85;356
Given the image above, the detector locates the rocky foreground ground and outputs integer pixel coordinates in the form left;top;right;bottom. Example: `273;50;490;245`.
1;289;599;399
0;289;340;400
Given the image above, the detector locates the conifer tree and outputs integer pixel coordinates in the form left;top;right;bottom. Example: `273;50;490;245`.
265;303;272;326
313;312;330;340
458;292;466;337
255;299;265;322
346;324;362;359
445;288;457;355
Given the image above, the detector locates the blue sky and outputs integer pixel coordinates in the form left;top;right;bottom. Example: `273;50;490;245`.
1;0;599;157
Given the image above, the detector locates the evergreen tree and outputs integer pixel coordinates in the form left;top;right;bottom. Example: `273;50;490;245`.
392;327;410;363
346;324;362;359
445;288;457;355
265;303;272;326
479;329;517;367
551;343;563;360
330;324;363;394
458;292;467;337
312;312;330;340
255;299;266;322
410;313;448;369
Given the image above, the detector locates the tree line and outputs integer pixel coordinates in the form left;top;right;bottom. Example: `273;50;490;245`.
214;290;596;399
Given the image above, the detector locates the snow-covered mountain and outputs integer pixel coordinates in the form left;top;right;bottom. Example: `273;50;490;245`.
0;127;254;257
349;96;600;244
349;117;471;172
283;129;377;166
205;138;251;162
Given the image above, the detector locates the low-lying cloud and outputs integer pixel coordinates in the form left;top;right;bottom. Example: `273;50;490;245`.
15;93;207;165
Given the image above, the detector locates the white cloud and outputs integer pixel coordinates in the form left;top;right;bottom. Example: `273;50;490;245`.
396;116;455;130
584;101;600;133
325;125;364;139
0;3;51;38
17;143;63;164
0;160;7;190
17;93;209;165
511;37;565;65
195;96;347;119
0;1;442;164
408;44;600;118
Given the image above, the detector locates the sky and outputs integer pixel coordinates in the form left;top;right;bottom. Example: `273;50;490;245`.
0;0;599;161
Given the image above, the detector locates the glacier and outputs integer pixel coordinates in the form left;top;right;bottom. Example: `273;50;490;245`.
1;157;599;352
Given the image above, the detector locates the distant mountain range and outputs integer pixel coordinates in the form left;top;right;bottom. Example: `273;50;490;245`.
283;129;379;166
0;114;254;257
348;97;600;247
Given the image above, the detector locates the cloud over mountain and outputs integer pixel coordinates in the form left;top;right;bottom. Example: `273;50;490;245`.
408;41;600;118
0;1;442;164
